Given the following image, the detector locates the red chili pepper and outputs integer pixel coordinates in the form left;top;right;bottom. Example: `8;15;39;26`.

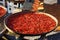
7;13;56;34
0;7;6;17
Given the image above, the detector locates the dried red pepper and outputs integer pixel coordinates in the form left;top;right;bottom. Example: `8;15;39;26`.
0;7;6;17
6;12;56;35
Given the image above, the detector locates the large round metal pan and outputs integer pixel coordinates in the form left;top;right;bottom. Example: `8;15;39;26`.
4;11;58;36
0;5;7;35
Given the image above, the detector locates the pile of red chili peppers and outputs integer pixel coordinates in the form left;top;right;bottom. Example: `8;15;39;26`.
6;12;56;35
0;7;6;17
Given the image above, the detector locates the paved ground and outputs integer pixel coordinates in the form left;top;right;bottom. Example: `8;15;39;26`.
44;4;60;26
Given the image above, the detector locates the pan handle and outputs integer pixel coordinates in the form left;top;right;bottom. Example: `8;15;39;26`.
38;34;48;40
17;35;24;40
